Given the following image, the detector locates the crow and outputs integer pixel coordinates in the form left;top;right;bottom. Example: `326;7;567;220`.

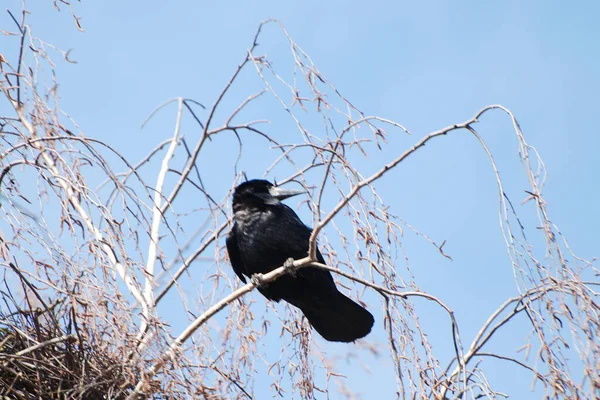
226;179;374;342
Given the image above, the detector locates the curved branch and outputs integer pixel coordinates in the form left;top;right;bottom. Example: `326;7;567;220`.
127;255;461;398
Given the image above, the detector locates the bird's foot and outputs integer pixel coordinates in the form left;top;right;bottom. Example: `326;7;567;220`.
284;257;297;277
250;273;266;287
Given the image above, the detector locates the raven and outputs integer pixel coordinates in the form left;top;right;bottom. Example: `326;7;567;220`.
226;179;374;342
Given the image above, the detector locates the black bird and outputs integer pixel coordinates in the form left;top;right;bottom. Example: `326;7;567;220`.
226;179;374;342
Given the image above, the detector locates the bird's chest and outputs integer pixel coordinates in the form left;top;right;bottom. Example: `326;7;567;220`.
234;209;273;237
234;209;305;270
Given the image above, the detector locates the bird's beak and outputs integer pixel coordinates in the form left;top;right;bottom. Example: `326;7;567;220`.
269;185;306;200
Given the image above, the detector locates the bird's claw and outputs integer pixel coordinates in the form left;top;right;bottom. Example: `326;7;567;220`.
284;257;297;277
250;273;266;287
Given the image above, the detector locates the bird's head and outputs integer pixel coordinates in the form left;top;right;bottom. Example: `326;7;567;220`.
232;179;305;211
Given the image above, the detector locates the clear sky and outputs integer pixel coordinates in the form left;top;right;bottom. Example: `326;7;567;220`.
5;0;599;398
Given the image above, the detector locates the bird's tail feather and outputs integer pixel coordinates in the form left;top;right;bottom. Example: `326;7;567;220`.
300;291;374;342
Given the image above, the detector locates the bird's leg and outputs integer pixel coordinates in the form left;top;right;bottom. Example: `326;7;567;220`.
250;273;266;287
284;257;297;277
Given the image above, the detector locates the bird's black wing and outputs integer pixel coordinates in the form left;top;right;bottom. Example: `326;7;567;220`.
226;227;247;283
278;204;335;286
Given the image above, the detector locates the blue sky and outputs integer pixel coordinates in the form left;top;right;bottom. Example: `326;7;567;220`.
5;0;599;398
